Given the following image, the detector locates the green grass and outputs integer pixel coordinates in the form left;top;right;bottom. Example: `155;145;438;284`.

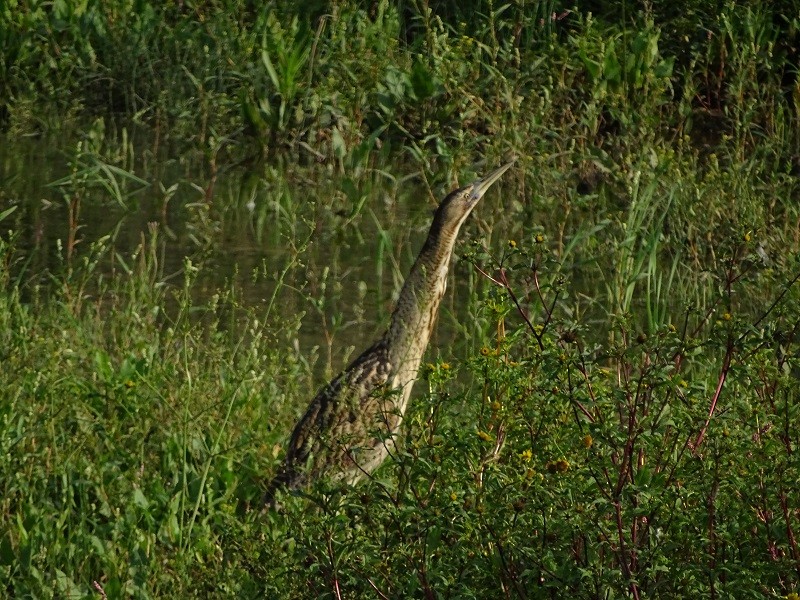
2;208;800;597
3;0;800;597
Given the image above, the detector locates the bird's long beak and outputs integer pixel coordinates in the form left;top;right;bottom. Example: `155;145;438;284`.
470;161;514;201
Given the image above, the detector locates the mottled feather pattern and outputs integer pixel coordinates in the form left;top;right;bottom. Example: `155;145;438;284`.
263;340;396;505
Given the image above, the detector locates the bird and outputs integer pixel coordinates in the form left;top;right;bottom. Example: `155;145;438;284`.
263;161;513;507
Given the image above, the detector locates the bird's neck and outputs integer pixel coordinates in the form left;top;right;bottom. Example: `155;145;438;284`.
384;225;460;377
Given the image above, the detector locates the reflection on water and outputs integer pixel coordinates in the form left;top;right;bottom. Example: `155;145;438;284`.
1;130;494;380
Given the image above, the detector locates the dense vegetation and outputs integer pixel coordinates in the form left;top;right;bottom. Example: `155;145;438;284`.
2;0;800;597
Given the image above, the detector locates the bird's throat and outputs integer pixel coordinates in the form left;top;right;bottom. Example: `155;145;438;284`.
384;230;459;388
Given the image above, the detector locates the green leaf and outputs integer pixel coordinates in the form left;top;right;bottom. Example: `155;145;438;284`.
578;49;601;81
93;349;114;382
0;205;17;223
132;488;149;509
603;45;621;85
261;48;280;90
654;56;675;79
410;60;436;101
54;569;83;599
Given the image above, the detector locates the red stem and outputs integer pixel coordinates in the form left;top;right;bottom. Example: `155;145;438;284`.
691;344;732;452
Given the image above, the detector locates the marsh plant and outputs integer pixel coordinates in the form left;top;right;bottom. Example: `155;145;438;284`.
2;0;800;598
2;200;800;597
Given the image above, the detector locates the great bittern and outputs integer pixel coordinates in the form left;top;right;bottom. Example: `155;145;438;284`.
264;162;513;507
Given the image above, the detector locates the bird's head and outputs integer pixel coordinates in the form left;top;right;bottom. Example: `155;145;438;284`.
433;161;514;233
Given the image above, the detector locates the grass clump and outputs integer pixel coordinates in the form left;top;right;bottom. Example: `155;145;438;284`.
3;1;800;597
0;227;306;597
2;208;800;597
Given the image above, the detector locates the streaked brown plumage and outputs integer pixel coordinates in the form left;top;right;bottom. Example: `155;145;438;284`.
264;162;513;507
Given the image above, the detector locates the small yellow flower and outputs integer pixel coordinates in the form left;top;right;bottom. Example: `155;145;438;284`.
125;380;135;388
582;434;593;448
480;347;491;356
441;362;450;370
722;312;732;321
508;239;517;248
744;231;752;242
534;233;544;243
450;492;458;501
477;430;493;442
520;449;533;462
491;400;502;411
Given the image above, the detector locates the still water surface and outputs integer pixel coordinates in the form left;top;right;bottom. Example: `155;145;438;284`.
1;130;504;377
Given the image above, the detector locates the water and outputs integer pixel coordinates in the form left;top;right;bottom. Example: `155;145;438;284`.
0;128;496;379
3;126;732;397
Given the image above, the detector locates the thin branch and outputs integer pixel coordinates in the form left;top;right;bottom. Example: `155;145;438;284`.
690;341;733;453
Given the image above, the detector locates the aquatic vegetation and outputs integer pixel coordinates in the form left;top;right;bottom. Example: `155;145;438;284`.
2;1;800;597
